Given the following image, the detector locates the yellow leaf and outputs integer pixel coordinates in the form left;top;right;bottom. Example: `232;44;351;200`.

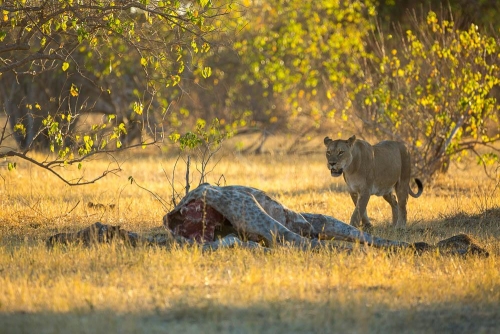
62;62;69;71
70;84;79;97
202;66;212;78
169;133;180;143
133;101;143;115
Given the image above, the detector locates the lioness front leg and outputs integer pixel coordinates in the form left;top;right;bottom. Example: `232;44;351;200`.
349;192;372;228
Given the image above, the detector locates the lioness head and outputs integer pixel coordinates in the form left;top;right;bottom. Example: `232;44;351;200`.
324;135;356;177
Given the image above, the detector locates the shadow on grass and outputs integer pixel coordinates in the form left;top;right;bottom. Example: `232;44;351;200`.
355;207;500;258
433;207;500;229
407;207;500;240
1;298;498;334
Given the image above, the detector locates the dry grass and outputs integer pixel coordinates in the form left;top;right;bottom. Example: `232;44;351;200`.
1;149;499;333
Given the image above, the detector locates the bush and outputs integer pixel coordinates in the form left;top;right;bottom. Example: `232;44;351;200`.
354;11;500;179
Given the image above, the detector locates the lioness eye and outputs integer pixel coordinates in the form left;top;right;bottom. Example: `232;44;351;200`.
338;151;344;155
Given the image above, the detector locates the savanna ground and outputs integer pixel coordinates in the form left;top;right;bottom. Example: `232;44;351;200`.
1;143;500;334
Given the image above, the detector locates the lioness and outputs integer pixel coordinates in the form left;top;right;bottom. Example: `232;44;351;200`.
324;135;423;228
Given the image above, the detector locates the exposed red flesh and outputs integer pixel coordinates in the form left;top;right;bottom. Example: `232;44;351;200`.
170;200;224;242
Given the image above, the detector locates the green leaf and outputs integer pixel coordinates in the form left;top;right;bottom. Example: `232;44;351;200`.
179;131;202;150
7;162;16;171
198;0;211;8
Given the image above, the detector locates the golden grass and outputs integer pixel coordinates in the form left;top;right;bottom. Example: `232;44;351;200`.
1;149;499;333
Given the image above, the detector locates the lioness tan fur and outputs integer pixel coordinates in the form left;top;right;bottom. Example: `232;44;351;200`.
324;135;423;228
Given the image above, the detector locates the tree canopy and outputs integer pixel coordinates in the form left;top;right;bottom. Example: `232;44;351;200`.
1;0;233;184
1;0;499;183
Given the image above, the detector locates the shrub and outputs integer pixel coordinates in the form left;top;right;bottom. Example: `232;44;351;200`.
354;11;500;179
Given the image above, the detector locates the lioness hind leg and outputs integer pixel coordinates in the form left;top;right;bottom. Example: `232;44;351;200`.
383;193;398;226
395;184;409;227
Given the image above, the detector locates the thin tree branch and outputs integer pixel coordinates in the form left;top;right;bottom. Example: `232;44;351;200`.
129;176;169;211
3;149;121;186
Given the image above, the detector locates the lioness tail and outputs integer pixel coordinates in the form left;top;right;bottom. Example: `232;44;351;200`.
409;178;423;198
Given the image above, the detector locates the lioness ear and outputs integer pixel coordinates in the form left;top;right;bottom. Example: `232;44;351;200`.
347;135;356;146
324;136;333;146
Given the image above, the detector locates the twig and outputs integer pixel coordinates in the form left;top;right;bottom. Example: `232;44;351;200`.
1;139;162;186
117;183;129;219
0;114;10;144
216;174;226;186
470;148;499;180
185;155;190;196
128;176;169;212
52;200;81;220
170;155;181;206
66;200;81;215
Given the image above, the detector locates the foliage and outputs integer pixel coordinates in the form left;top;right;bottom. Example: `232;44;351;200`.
354;11;500;178
229;0;376;147
376;0;500;33
177;2;500;178
0;0;233;184
164;0;378;153
1;1;500;184
169;118;232;199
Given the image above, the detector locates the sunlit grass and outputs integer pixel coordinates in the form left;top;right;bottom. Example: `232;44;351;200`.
0;149;499;333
